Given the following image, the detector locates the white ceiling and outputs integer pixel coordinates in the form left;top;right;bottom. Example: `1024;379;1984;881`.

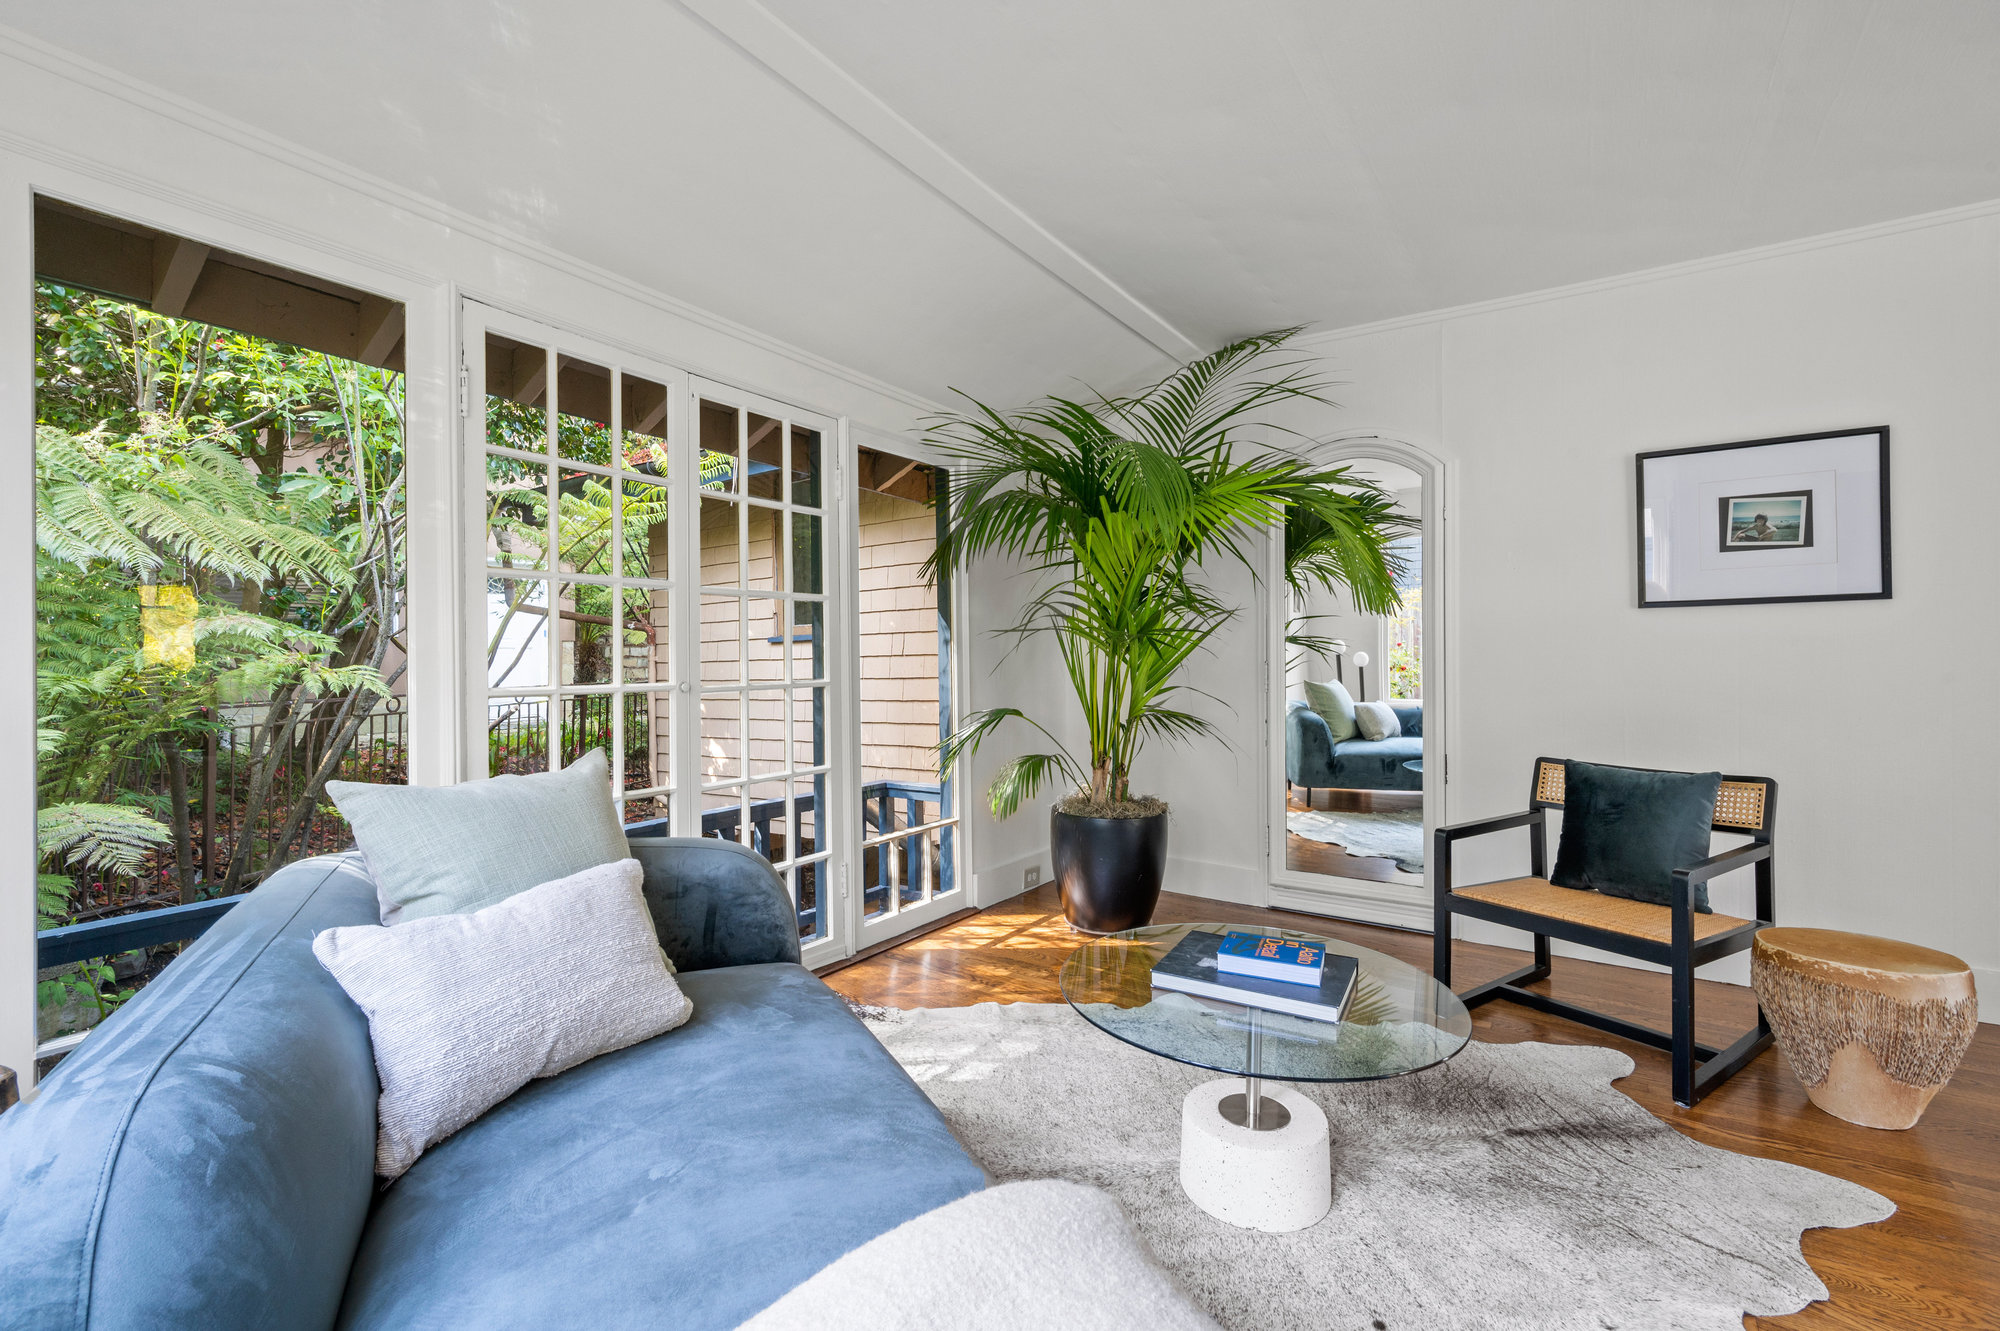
0;0;1172;404
9;1;2000;404
760;0;2000;345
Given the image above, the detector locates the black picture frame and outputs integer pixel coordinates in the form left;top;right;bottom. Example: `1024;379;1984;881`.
1635;426;1890;608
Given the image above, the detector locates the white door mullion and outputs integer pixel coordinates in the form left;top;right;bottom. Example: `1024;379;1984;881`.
608;367;625;808
459;321;490;777
542;343;560;773
671;376;699;837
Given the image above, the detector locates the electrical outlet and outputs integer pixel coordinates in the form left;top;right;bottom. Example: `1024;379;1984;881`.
1024;865;1043;890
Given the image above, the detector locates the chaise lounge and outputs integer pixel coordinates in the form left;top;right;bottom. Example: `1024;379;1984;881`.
1286;698;1424;797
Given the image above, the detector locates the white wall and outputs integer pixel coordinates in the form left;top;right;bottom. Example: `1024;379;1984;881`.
1128;210;2000;1011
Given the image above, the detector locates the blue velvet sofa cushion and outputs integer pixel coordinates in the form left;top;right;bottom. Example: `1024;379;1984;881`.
628;835;803;972
1286;700;1337;786
1328;736;1424;790
336;962;985;1331
0;855;382;1331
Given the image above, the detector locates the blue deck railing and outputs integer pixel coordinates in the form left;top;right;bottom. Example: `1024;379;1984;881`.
626;779;953;935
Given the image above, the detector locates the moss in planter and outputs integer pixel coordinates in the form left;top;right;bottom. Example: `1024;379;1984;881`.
1055;794;1168;819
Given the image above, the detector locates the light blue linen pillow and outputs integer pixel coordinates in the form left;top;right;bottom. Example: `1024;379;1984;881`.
329;748;631;924
1302;679;1358;742
1354;701;1402;742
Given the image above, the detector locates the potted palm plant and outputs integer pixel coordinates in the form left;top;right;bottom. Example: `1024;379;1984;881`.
929;328;1409;932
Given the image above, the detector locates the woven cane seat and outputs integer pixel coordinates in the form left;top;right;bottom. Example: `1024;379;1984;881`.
1450;877;1752;944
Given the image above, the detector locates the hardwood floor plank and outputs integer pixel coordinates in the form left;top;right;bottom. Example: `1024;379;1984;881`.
824;884;2000;1329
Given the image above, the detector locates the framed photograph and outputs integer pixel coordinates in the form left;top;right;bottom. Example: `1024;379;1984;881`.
1636;427;1889;608
1717;491;1812;551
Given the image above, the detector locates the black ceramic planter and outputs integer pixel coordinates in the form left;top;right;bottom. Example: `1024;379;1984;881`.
1050;805;1168;934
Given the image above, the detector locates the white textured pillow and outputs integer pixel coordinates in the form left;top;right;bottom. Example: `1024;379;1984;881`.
1354;700;1402;742
312;858;691;1179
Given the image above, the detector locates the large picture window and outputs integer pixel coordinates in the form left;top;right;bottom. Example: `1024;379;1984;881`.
32;200;408;1048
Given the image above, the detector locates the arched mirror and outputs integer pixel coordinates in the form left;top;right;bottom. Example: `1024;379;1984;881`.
1269;440;1443;927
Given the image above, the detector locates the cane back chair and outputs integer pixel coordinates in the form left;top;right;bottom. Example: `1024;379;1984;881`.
1433;758;1776;1107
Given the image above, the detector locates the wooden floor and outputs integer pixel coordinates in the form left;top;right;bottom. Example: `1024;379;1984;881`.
1284;786;1423;882
826;884;2000;1329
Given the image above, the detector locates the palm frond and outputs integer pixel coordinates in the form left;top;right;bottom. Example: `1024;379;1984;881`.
985;753;1082;821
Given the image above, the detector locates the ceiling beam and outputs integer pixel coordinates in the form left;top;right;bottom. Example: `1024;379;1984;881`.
677;0;1202;363
875;456;920;493
149;236;210;318
509;351;559;407
356;295;405;366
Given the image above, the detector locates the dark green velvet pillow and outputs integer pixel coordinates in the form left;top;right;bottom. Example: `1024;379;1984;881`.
1550;760;1721;912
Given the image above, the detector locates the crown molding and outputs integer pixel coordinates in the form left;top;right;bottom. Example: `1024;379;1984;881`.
676;0;1202;363
0;21;948;418
1301;194;2000;347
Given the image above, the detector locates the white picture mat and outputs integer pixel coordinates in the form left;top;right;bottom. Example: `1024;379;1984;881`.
1695;470;1837;573
1641;433;1883;603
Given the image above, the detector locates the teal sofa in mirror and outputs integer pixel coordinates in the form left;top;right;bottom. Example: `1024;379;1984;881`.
1286;698;1424;798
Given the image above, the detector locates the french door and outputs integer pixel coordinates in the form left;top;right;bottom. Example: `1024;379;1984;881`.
461;302;961;965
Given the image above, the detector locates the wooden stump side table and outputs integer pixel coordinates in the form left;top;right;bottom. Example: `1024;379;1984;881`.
1751;927;1978;1130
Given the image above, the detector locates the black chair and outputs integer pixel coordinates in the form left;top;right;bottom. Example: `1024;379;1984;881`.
1433;758;1776;1107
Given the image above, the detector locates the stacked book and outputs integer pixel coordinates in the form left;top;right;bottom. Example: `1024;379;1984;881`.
1149;929;1357;1024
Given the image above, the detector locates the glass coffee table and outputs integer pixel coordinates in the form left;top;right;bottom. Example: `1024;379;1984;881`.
1060;921;1472;1231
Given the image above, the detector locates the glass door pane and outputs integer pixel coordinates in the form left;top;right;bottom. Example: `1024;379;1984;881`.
476;319;677;826
695;391;833;944
466;310;854;964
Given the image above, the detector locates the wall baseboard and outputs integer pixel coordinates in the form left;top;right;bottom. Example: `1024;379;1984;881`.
1164;855;1267;908
1269;880;1433;931
972;850;1045;911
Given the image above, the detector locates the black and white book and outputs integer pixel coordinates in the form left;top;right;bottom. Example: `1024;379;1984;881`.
1150;929;1358;1024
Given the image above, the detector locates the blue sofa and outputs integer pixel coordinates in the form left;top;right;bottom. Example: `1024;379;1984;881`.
1286;698;1424;795
0;839;985;1331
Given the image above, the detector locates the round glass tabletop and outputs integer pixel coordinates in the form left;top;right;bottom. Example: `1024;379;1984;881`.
1059;922;1472;1084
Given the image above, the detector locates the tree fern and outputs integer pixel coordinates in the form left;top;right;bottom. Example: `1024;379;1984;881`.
37;801;173;878
36;419;351;586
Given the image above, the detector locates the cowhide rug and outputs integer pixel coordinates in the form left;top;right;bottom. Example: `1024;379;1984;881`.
863;1001;1892;1331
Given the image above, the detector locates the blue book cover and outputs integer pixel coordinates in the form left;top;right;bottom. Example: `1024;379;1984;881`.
1149;930;1357;1024
1216;932;1326;984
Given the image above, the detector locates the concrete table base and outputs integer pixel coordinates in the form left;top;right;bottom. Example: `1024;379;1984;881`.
1179;1078;1330;1231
